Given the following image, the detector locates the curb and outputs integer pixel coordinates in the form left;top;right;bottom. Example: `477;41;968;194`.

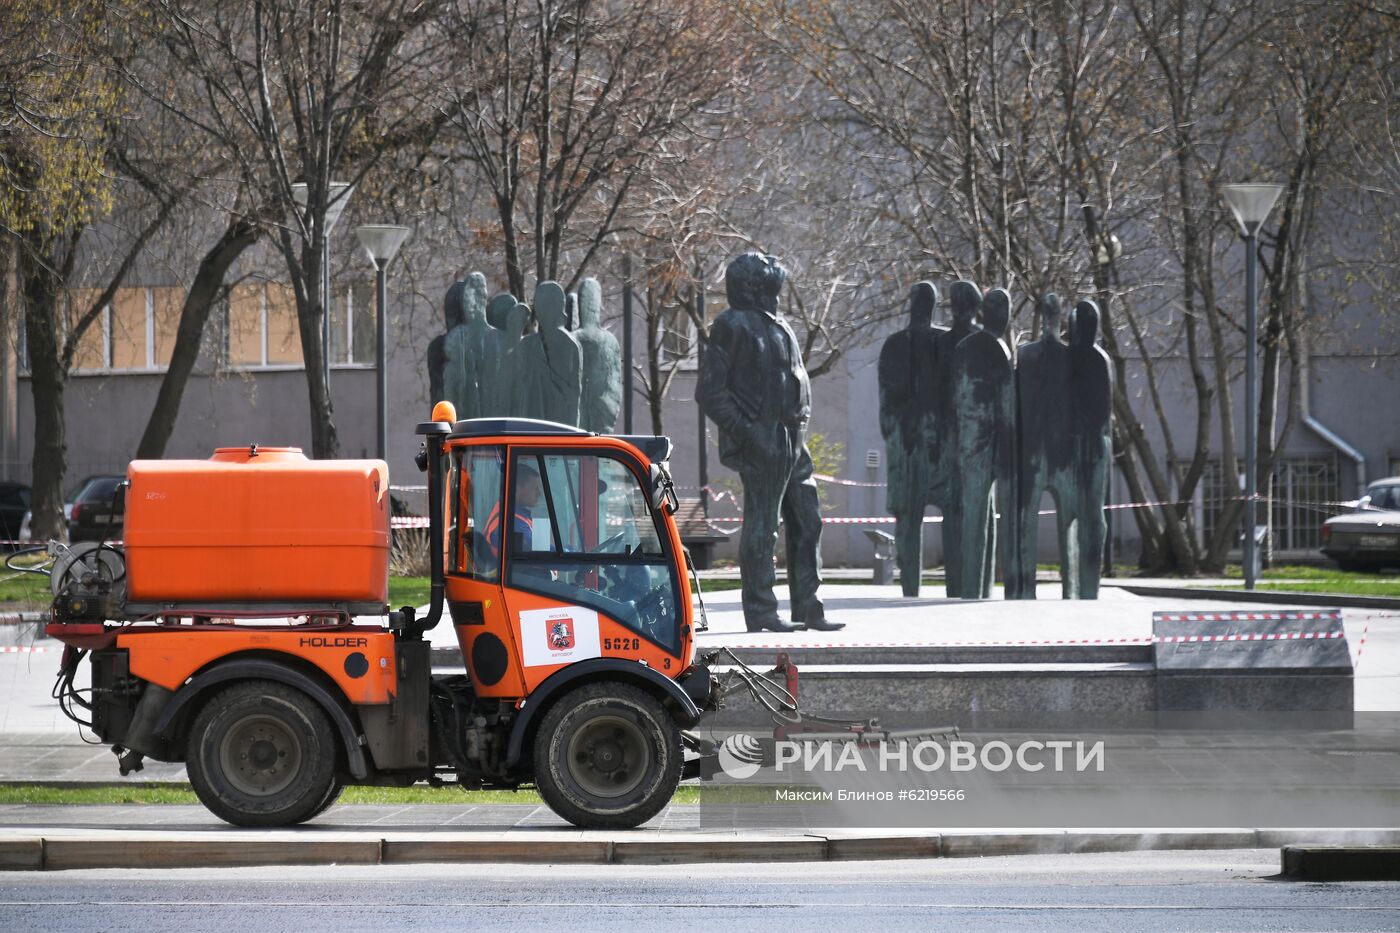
1281;844;1400;881
4;828;1400;870
1108;584;1400;611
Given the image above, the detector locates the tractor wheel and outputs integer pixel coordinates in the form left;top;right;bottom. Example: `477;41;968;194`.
311;778;346;817
186;680;339;828
533;682;681;829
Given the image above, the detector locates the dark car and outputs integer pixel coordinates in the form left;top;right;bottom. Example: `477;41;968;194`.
1321;478;1400;572
0;481;30;546
68;475;127;543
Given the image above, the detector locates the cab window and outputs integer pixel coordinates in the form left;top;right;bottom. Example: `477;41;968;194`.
447;446;505;581
507;450;679;653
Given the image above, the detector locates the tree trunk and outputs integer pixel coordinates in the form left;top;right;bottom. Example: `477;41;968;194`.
21;258;67;542
297;281;339;460
283;230;338;461
136;216;259;460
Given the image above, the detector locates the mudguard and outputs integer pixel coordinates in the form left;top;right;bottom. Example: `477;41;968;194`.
505;658;703;769
151;658;369;779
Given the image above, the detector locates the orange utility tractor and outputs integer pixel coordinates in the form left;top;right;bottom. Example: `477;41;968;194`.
39;405;726;829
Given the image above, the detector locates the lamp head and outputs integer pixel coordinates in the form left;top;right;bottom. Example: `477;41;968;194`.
1221;184;1284;236
355;224;411;269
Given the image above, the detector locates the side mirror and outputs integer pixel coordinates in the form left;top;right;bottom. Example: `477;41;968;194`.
113;482;128;516
648;463;678;515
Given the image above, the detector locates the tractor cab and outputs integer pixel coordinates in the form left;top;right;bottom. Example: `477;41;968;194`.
420;411;695;699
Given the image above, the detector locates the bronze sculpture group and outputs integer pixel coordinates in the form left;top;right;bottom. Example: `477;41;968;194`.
429;256;1110;632
430;273;622;432
879;282;1112;600
697;254;844;633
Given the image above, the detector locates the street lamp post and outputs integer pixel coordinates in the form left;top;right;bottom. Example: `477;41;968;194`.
1221;183;1284;591
1093;231;1121;577
622;253;634;433
354;224;411;461
292;181;355;398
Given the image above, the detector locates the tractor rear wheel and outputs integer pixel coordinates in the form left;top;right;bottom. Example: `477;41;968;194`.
186;680;339;828
533;682;681;829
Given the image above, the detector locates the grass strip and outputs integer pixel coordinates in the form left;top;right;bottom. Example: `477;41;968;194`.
0;782;782;807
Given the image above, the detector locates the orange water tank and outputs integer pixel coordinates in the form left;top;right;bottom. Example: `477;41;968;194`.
124;447;390;606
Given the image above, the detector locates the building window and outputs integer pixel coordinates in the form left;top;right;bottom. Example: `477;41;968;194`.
65;286;186;374
1201;455;1338;553
50;281;373;374
659;303;694;365
331;282;375;366
223;280;371;370
66;288;107;371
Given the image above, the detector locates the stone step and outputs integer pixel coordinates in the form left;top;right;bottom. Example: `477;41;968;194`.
712;661;1157;714
722;643;1153;666
428;643;1151;669
430;640;1351;714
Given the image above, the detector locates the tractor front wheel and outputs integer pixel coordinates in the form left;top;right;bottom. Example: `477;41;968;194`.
533;682;681;829
186;680;340;828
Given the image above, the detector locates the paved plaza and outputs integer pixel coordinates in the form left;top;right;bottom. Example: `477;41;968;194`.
1;585;1397;783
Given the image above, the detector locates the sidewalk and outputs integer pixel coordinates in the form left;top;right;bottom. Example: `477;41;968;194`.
3;802;1399;869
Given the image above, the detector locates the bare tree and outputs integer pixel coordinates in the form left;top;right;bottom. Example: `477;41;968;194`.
754;0;1392;573
0;1;178;538
145;0;448;457
441;0;753;299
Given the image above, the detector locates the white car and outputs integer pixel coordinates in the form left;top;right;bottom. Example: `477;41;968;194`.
1321;478;1400;572
17;503;76;544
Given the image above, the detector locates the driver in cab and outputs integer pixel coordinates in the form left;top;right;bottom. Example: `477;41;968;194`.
485;459;541;559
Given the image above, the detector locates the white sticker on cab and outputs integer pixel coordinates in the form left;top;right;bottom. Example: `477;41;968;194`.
519;606;602;667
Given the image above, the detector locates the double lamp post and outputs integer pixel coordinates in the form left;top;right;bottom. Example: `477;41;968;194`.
291;181;410;463
1220;182;1283;591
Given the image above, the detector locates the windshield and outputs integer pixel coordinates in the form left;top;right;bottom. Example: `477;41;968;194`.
1363;486;1400;512
507;449;680;653
79;478;123;503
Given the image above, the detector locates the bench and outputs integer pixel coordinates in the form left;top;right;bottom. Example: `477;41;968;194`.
673;496;730;570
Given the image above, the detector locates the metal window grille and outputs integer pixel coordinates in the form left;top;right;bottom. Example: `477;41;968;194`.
1270;456;1338;551
1200;455;1338;553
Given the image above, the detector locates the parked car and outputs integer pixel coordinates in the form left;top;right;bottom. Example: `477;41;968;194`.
67;475;127;543
1321;478;1400;572
0;482;30;548
17;473;124;544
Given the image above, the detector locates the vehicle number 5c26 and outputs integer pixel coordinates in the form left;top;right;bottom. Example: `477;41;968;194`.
603;637;641;652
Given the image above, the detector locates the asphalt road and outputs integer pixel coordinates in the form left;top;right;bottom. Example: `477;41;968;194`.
2;849;1399;932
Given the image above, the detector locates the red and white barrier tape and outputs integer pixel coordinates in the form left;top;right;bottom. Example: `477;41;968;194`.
813;472;887;488
1157;611;1339;622
734;639;1155;648
0;645;48;653
1156;631;1343;643
732;631;1345;649
1354;614;1374;668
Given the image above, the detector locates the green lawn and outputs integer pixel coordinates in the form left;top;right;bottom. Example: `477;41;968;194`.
0;783;549;806
0;569;50;607
1220;563;1373;581
1249;579;1400;597
1211;564;1400;598
387;576;431;608
0;782;784;807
